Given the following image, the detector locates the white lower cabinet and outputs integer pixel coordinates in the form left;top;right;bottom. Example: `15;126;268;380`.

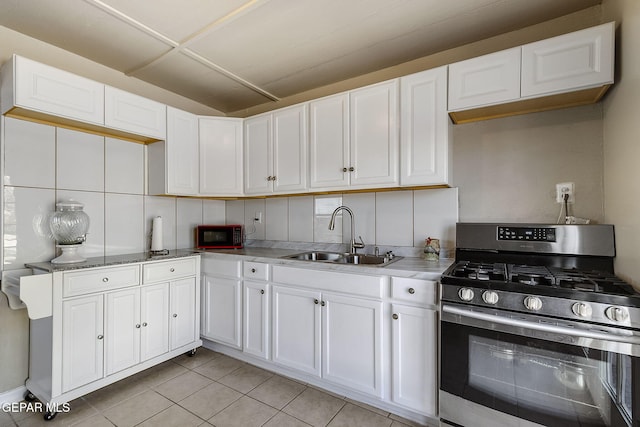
200;257;242;349
61;294;104;393
243;279;270;359
27;256;201;412
389;277;438;417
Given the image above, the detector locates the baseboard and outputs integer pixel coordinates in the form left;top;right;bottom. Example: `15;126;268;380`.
0;385;26;405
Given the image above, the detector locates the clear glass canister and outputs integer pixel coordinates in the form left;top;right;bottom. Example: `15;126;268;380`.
50;201;90;244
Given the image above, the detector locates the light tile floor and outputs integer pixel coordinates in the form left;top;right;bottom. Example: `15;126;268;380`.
3;348;431;427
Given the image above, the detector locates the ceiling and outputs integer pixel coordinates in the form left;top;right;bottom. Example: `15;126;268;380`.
0;0;601;115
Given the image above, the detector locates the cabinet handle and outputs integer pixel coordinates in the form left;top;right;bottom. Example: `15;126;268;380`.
97;334;104;340
142;322;148;327
272;176;277;181
260;289;265;295
314;299;319;305
408;288;415;294
251;268;256;273
348;167;355;172
321;301;326;307
267;176;273;181
392;314;399;320
135;324;141;328
342;167;348;172
173;313;178;318
170;268;175;272
102;277;109;283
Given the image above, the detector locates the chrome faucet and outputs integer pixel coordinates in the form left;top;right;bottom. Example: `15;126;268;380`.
328;206;365;254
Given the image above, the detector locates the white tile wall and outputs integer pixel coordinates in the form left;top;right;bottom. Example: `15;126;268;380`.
314;196;342;243
144;196;177;251
4;117;56;188
105;137;144;194
376;191;414;246
266;198;288;241
105;193;144;255
343;193;375;246
288;196;314;242
57;128;104;192
414;188;459;251
225;200;245;226
203;200;226;224
245;199;266;240
176;198;203;249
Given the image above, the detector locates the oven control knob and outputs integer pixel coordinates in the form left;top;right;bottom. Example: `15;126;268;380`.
458;288;475;302
524;296;542;311
571;302;592;318
482;291;499;305
605;306;629;322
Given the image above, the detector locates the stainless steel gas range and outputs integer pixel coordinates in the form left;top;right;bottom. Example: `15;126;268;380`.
439;223;640;427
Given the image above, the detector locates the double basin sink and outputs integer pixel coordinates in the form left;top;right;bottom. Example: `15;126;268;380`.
282;251;402;267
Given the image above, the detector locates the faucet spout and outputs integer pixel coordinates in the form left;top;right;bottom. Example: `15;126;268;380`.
328;206;365;254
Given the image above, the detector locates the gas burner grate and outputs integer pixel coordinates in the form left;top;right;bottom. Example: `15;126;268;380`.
450;262;507;281
509;265;554;286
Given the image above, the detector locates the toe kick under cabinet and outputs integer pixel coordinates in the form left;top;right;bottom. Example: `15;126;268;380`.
22;255;201;414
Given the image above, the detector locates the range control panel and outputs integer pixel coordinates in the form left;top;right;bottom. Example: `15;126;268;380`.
498;226;556;242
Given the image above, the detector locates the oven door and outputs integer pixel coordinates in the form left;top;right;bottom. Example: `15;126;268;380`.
440;303;640;427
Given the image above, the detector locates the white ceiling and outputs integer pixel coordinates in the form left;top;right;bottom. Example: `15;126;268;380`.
0;0;601;114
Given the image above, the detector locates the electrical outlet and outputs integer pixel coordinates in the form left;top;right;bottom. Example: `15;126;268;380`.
556;182;575;203
254;212;263;224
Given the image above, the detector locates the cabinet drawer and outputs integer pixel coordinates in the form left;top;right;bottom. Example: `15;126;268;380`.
201;256;241;278
63;265;140;297
243;262;269;281
391;277;437;306
143;257;196;283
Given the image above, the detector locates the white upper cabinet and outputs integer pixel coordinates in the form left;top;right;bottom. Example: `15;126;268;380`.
309;93;350;190
521;22;614;98
244;104;308;195
148;106;199;196
349;80;399;188
1;54;104;125
199;117;243;196
400;66;451;186
448;47;521;111
104;86;166;140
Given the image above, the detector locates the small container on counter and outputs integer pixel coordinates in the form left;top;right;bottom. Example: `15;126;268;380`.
423;237;440;261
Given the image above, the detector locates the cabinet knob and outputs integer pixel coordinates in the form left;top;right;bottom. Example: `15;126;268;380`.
408;288;415;294
135;324;141;329
173;313;178;318
251;268;256;273
392;314;399;320
321;301;326;307
102;277;109;283
348;167;355;172
260;289;265;295
97;334;104;340
170;268;175;273
342;167;348;172
267;176;271;181
142;322;148;327
314;299;319;305
272;176;276;181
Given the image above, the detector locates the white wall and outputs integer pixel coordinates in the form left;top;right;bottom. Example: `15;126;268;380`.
602;0;640;287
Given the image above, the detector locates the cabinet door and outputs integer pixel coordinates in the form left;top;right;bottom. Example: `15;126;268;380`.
243;281;269;359
400;67;450;186
62;295;104;392
349;80;399;187
165;106;199;195
322;293;383;397
391;304;437;416
272;105;308;193
521;22;614;98
10;55;104;125
272;286;321;376
170;277;197;350
140;283;170;361
104;86;166;139
244;114;272;195
201;274;242;348
105;288;140;376
309;94;350;190
199;117;243;195
448;47;521;111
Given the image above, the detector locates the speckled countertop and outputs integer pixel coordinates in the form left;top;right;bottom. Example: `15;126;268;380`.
25;249;199;273
196;247;453;281
25;247;453;280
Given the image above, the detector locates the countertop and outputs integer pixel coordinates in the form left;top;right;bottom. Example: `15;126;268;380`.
25;247;453;281
197;247;453;281
25;249;199;273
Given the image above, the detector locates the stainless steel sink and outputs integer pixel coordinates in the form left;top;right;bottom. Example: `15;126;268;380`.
282;251;402;267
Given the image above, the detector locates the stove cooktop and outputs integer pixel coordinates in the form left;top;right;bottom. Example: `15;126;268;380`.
443;260;640;305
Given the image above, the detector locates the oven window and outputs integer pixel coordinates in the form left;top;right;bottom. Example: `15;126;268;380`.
441;320;635;427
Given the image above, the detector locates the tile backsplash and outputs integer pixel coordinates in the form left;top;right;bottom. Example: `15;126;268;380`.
1;117;459;270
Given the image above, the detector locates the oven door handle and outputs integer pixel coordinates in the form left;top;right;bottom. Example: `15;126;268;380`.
442;304;640;346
